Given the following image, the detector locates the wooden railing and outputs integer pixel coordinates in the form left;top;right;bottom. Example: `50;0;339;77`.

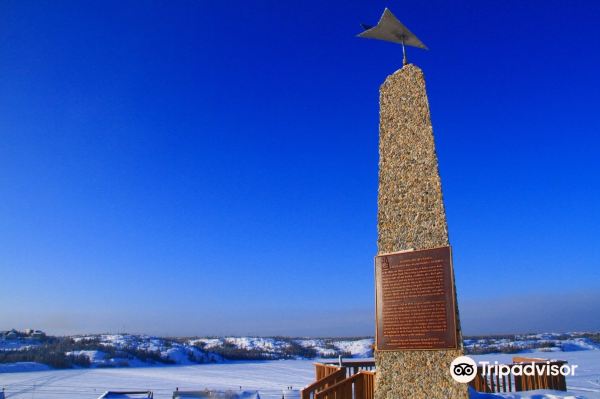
470;357;568;393
315;371;375;399
470;367;513;393
316;364;345;380
513;357;567;392
324;360;376;378
301;364;347;399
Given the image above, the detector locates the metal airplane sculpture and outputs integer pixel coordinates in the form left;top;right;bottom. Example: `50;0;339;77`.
358;8;428;65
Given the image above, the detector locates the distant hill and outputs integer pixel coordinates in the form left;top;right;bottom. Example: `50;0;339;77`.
0;331;373;369
1;330;598;370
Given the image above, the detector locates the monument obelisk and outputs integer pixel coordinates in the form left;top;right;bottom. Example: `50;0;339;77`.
359;9;468;399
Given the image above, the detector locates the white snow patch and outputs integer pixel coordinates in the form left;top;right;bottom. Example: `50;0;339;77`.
67;350;106;363
332;339;373;358
469;386;586;398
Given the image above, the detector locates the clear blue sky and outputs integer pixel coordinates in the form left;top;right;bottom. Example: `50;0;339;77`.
1;0;599;337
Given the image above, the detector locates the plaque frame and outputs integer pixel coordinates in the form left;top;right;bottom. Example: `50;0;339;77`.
374;245;459;351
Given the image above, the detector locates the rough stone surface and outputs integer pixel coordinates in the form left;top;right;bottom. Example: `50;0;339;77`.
375;64;468;399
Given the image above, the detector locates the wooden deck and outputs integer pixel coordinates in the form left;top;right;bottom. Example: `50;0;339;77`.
302;356;568;399
315;371;375;399
301;364;348;399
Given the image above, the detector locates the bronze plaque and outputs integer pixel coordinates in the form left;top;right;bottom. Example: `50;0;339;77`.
375;246;458;350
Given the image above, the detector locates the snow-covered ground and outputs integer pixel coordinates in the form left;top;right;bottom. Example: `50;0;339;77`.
1;351;599;399
0;359;314;399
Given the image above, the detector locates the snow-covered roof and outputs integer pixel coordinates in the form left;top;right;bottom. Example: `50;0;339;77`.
97;391;153;399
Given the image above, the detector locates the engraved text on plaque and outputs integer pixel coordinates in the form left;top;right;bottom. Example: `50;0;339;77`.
375;246;458;350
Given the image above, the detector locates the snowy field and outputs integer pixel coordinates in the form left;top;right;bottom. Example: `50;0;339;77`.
0;359;314;399
1;351;599;399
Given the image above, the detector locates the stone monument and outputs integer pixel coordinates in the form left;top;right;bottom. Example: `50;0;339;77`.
359;9;469;399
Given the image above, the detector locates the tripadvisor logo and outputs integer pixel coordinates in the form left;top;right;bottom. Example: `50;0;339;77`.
449;356;579;384
450;356;477;383
479;360;578;378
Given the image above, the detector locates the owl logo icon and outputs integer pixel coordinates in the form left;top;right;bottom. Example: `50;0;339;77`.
450;356;477;383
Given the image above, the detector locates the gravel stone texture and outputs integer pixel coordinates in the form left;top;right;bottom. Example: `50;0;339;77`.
375;64;468;399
